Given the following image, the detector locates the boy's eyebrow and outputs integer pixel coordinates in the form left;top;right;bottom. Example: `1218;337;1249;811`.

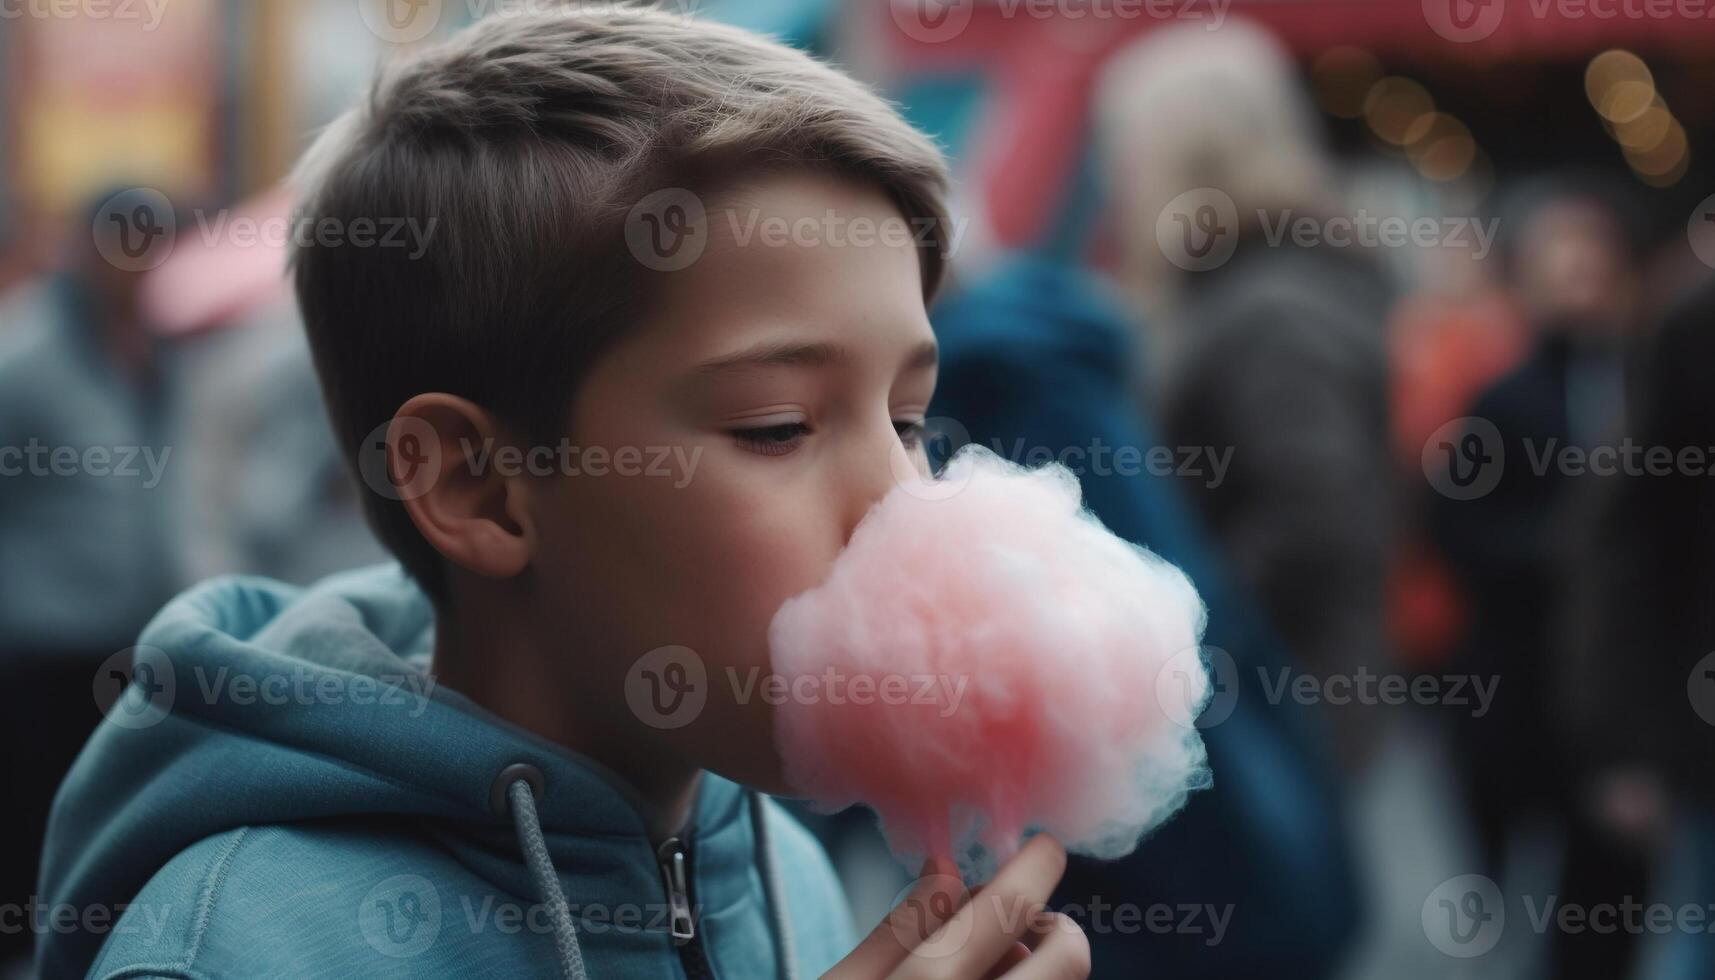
691;339;939;376
692;340;844;376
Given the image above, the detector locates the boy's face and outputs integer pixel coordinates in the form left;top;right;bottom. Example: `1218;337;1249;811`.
528;172;939;794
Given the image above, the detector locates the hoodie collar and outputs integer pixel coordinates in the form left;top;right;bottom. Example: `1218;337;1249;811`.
39;565;769;979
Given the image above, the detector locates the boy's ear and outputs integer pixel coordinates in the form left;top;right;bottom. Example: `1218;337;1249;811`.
388;393;536;581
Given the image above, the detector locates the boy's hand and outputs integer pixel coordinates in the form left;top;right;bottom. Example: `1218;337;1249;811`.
823;835;1090;980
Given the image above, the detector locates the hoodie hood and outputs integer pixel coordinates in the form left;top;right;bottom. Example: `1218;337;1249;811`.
39;564;850;979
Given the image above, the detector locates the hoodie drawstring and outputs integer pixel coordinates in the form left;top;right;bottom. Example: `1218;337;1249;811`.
496;767;798;980
504;773;590;980
747;789;800;980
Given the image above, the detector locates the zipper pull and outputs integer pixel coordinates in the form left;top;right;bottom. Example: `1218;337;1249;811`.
657;837;696;945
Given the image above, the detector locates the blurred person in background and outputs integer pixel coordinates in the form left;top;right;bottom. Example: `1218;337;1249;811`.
1429;178;1644;979
0;184;386;970
0;189;182;653
1388;226;1532;671
1569;273;1715;980
1098;20;1397;773
930;255;1361;980
0;189;186;967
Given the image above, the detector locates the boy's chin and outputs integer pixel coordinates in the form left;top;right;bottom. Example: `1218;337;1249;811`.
728;768;800;799
694;738;799;798
672;701;800;797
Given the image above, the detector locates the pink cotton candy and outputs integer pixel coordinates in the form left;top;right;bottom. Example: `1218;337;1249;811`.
769;445;1212;880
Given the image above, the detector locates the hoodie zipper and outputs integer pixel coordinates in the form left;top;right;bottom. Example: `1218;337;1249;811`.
657;836;713;980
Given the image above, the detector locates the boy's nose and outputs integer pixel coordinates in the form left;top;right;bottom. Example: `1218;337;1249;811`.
838;421;918;545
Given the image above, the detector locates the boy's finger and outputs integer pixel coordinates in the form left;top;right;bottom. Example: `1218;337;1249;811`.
825;858;964;979
1000;915;1089;980
980;941;1030;980
1018;899;1064;951
895;835;1067;980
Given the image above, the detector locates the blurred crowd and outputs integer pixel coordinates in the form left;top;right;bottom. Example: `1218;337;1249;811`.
4;2;1715;979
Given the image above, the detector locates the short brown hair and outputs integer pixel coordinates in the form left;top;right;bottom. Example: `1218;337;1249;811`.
291;3;951;602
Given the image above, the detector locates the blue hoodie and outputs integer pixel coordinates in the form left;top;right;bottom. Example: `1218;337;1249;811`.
37;564;856;979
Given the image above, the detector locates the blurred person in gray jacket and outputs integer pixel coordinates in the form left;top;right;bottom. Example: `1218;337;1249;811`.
1098;20;1395;771
0;192;183;658
0;190;185;967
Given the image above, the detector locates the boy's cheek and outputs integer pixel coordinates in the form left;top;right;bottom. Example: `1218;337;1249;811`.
543;470;829;639
644;511;830;793
537;462;836;780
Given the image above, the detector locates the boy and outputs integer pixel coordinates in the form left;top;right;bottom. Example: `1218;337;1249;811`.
38;6;1088;979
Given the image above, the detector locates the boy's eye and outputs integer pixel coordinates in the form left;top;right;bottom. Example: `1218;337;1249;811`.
730;419;925;456
894;419;926;447
732;422;811;456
